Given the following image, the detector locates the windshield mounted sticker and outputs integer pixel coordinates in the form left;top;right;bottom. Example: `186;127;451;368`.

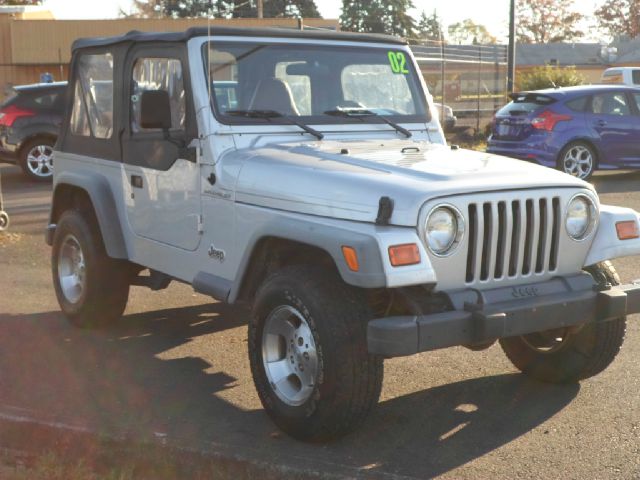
388;51;409;74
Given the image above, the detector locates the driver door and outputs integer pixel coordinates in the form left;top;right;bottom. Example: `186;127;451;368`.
121;45;201;251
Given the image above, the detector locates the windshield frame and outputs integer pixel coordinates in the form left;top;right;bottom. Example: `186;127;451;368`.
200;38;430;127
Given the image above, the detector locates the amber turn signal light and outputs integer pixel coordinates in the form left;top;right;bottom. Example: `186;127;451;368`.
388;243;421;267
616;221;639;240
342;246;360;272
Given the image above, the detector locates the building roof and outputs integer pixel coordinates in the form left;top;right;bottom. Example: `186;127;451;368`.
72;26;407;51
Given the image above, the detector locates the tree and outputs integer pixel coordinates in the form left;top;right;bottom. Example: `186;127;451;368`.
126;0;320;19
416;10;443;42
0;0;42;4
340;0;416;37
595;0;640;39
516;0;584;43
447;19;496;44
518;65;585;90
233;0;320;18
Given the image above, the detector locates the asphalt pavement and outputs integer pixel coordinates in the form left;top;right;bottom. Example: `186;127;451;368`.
0;163;639;479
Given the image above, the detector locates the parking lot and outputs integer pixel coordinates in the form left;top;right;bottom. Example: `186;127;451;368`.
0;162;639;479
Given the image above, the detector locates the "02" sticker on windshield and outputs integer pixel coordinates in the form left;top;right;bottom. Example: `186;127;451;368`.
388;51;409;74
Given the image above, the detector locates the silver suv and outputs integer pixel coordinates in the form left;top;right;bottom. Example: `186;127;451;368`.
47;27;640;441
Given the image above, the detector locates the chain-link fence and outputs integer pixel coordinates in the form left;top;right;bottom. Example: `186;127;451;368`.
410;41;508;132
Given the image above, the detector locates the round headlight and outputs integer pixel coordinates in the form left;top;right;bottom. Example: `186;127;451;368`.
426;206;462;255
566;195;596;240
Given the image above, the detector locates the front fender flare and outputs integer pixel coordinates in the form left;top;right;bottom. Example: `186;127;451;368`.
227;210;437;303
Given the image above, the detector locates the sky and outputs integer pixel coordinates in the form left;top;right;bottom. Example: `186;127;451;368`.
42;0;607;43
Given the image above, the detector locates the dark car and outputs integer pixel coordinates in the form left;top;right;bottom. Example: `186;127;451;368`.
487;84;640;180
0;81;67;181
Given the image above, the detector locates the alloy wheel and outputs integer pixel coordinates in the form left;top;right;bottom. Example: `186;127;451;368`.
562;145;593;179
261;305;319;406
26;144;54;179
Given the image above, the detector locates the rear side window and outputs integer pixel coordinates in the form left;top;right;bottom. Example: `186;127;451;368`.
496;94;555;116
30;91;60;108
3;89;62;110
591;92;631;115
70;53;114;139
565;96;589;112
633;70;640;85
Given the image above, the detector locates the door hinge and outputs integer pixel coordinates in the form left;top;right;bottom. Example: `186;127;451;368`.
197;215;204;234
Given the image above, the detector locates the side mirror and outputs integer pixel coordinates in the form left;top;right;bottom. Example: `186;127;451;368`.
140;90;172;130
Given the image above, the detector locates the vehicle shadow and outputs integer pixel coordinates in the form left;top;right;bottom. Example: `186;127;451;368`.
334;372;579;478
0;303;255;443
0;304;580;478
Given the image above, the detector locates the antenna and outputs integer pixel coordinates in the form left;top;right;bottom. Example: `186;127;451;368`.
207;0;213;109
206;0;213;141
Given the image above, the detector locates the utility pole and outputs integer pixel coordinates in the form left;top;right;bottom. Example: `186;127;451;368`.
507;0;516;93
257;0;264;18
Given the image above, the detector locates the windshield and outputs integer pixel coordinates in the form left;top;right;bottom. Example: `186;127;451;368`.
203;41;429;125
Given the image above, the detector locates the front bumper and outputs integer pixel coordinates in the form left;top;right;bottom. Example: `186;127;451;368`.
368;273;640;357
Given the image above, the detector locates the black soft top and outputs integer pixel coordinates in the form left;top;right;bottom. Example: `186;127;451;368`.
71;26;407;51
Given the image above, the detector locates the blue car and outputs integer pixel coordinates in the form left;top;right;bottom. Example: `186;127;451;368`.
487;85;640;180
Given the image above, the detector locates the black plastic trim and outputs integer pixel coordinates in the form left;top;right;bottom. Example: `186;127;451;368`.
368;278;640;357
71;27;407;52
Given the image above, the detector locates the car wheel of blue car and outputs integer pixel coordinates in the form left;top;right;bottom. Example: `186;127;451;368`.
558;141;595;180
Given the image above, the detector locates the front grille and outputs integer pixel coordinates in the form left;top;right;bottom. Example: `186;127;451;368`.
465;197;561;283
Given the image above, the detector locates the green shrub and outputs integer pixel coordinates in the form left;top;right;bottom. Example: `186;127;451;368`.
518;65;585;91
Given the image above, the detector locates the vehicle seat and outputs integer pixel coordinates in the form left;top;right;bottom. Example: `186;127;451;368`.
249;78;300;116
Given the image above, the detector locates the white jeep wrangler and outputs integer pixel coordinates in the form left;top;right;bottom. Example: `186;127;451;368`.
47;27;640;441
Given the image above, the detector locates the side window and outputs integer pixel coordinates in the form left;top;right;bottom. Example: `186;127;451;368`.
131;57;185;133
565;96;588;112
70;53;114;139
591;92;631;116
275;62;312;115
633;70;640;85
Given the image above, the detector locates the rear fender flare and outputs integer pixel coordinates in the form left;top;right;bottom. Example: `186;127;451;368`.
50;172;128;259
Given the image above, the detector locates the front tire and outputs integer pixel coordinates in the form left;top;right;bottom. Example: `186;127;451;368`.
500;261;626;383
52;210;130;328
558;141;596;180
249;265;383;442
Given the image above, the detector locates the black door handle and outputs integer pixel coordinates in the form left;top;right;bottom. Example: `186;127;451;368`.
131;175;143;189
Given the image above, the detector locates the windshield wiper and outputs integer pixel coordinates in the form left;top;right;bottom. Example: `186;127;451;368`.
225;109;324;140
323;108;412;138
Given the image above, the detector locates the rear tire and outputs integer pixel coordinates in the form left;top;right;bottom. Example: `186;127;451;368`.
557;141;596;180
249;265;383;441
500;261;626;383
52;209;129;328
19;137;55;182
